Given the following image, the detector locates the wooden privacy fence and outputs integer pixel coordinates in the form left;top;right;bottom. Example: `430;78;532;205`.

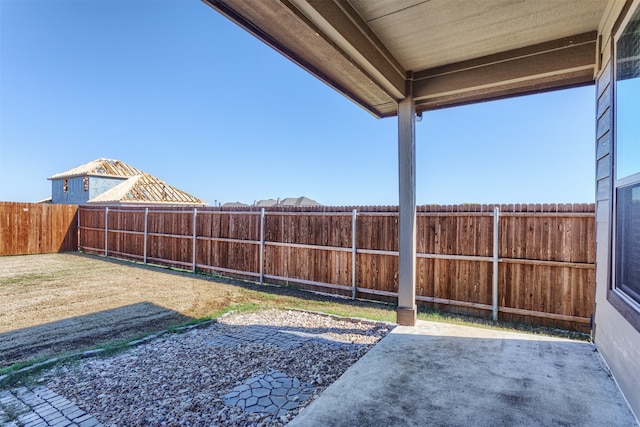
78;203;595;331
0;202;78;256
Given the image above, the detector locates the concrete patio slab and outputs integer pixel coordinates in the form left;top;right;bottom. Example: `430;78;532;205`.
289;320;638;427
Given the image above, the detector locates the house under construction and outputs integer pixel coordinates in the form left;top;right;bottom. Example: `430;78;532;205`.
47;158;205;206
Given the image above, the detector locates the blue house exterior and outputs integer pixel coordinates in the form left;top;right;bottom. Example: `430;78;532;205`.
51;176;127;204
47;158;205;206
48;159;143;205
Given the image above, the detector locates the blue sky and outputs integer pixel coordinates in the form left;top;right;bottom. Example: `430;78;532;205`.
0;0;595;206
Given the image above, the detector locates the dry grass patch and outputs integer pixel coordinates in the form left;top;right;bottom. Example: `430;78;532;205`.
1;253;585;372
0;253;395;368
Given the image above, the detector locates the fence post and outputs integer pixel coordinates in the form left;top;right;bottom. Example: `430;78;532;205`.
352;209;357;300
143;207;149;265
192;208;198;273
77;206;81;252
492;206;500;321
104;206;109;257
260;208;265;285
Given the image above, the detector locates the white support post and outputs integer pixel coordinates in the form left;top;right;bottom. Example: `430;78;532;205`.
397;94;417;326
352;209;357;300
260;208;265;285
492;207;500;321
192;208;198;273
104;206;109;257
143;207;149;265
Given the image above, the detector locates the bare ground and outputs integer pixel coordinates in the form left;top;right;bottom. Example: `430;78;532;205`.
0;253;389;368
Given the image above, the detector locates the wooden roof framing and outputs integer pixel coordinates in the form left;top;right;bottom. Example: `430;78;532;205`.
48;158;205;205
48;158;143;179
88;174;205;205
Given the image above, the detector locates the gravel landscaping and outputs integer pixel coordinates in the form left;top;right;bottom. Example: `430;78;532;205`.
0;253;397;369
43;309;393;426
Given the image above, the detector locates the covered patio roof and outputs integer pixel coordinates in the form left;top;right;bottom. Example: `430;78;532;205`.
204;0;614;118
203;0;624;326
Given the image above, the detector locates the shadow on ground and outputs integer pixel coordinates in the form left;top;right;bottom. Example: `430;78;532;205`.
1;252;396;370
1;316;388;426
0;302;193;368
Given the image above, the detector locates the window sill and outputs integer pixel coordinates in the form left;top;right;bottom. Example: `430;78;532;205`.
607;288;640;333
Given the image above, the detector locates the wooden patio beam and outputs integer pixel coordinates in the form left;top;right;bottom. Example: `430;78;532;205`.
291;0;406;100
412;32;598;112
203;0;401;118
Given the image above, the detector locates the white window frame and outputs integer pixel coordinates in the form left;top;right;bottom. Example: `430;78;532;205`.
612;0;640;314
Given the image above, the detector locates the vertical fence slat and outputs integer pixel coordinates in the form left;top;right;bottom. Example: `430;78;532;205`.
192;208;198;273
352;209;357;300
104;207;109;257
493;207;500;321
77;205;81;251
260;208;265;285
143;207;149;264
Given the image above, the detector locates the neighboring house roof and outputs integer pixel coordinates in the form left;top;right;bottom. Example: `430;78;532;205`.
280;197;320;207
88;174;205;205
48;158;143;180
253;197;321;207
221;202;250;208
254;199;279;207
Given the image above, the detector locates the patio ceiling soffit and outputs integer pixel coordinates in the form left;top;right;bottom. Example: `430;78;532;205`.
204;0;599;118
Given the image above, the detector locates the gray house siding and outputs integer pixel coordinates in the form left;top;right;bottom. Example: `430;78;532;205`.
593;22;640;420
51;176;125;204
595;60;612;223
51;177;88;204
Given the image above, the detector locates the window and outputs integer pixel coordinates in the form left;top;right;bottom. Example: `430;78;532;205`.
63;179;68;193
615;183;640;303
83;176;89;191
616;4;640;181
614;3;640;308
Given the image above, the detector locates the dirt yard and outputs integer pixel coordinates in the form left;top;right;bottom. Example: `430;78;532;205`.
0;253;364;368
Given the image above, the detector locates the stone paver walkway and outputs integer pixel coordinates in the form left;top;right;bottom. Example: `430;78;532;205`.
0;386;102;427
223;370;316;417
0;321;355;426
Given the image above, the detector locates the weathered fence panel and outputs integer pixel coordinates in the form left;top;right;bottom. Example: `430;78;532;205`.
77;203;596;331
195;211;261;277
263;212;353;291
0;202;77;256
77;207;105;255
108;208;146;262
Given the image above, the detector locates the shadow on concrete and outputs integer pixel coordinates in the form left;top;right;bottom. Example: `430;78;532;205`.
0;302;194;368
289;321;637;427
